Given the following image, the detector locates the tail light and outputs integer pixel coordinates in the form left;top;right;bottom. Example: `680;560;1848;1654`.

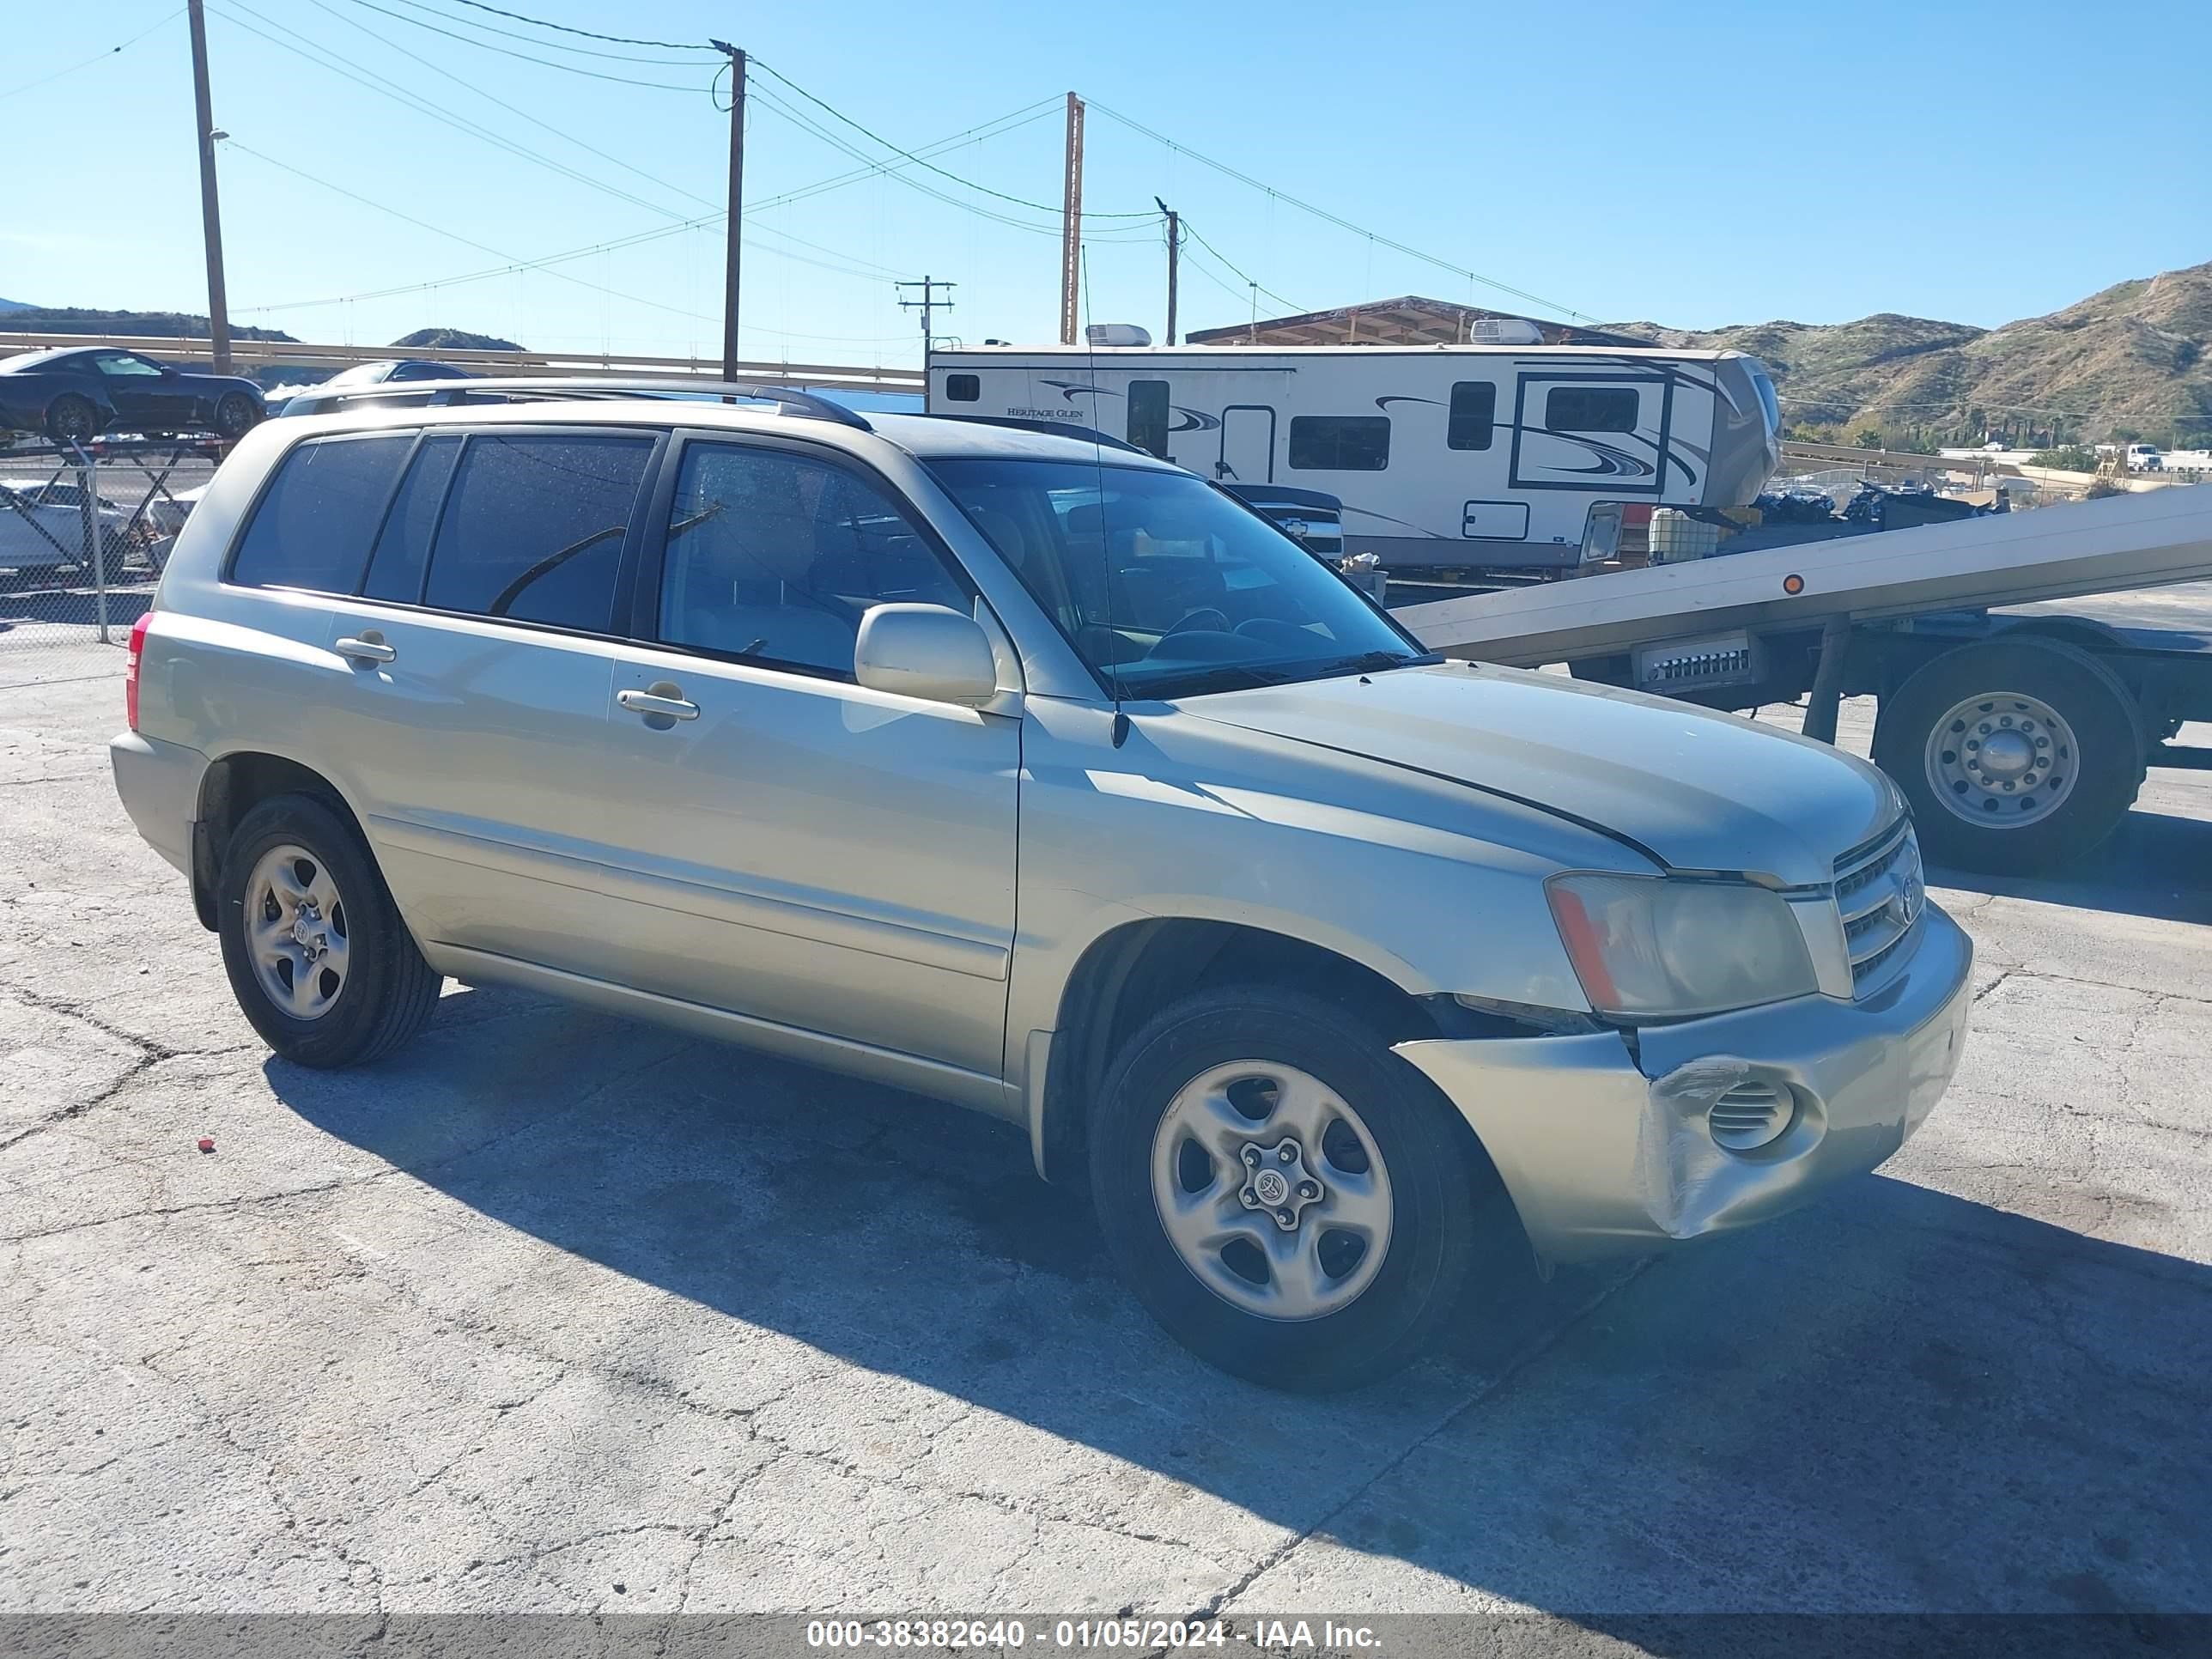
125;611;152;731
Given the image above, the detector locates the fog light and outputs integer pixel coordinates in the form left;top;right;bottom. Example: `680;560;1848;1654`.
1708;1081;1792;1152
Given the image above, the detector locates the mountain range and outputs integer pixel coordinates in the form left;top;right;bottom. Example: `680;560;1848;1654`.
1606;260;2212;447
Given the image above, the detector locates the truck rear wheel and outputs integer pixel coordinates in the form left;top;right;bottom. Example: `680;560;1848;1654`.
1874;637;2144;876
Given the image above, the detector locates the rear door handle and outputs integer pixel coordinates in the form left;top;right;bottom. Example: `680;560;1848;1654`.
335;635;396;665
617;687;700;722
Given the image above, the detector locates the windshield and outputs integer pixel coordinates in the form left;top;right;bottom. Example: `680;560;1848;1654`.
926;457;1425;699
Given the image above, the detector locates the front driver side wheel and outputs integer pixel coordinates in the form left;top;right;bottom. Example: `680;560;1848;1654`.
217;794;441;1067
1089;985;1491;1391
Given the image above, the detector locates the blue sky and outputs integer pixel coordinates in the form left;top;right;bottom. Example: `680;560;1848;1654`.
3;0;2206;368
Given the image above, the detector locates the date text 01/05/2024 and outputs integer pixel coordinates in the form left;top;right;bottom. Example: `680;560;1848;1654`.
803;1619;1383;1650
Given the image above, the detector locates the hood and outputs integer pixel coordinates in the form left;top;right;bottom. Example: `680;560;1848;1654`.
1180;662;1900;887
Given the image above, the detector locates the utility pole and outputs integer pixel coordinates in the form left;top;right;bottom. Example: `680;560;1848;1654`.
897;276;955;358
1153;198;1179;346
1059;92;1085;344
709;39;746;380
185;0;232;375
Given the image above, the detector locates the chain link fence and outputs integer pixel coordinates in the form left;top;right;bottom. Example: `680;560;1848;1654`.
0;435;219;685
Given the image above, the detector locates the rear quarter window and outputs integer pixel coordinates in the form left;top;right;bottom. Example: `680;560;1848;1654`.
227;434;413;592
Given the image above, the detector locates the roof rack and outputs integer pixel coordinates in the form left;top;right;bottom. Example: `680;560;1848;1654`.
289;376;872;431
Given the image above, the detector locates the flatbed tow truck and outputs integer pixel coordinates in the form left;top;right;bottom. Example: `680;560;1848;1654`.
1393;487;2212;873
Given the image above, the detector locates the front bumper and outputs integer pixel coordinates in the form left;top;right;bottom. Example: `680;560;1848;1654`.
1394;902;1973;1262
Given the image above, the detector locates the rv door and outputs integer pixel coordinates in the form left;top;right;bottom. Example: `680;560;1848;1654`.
1217;405;1275;484
1510;373;1673;495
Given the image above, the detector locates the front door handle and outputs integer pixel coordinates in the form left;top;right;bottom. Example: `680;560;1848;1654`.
617;686;700;722
335;635;396;665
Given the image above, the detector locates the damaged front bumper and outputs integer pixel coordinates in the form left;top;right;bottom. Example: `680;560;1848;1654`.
1393;902;1973;1262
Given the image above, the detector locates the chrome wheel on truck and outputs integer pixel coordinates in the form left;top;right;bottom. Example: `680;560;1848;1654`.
1875;635;2145;876
1922;691;2081;828
1149;1059;1394;1321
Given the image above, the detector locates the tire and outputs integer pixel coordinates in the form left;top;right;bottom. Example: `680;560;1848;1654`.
1874;637;2145;876
1089;985;1489;1392
213;392;260;440
45;394;98;446
216;793;441;1067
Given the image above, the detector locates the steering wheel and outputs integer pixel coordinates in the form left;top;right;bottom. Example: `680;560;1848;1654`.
1159;606;1231;639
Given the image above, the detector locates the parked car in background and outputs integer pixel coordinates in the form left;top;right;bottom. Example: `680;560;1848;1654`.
0;348;264;444
276;360;477;417
0;479;131;583
112;392;1972;1390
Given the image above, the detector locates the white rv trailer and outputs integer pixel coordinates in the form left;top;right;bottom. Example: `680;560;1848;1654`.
924;342;1784;573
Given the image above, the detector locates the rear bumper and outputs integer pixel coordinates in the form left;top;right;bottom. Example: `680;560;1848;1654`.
1394;903;1973;1262
110;729;206;878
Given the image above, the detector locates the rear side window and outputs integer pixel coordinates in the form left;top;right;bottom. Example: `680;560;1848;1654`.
228;435;411;592
1127;380;1170;459
1545;386;1639;433
422;433;654;630
362;435;461;604
1447;381;1496;450
944;374;980;403
1288;415;1389;471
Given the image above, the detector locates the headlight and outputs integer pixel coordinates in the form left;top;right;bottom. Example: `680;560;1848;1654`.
1546;873;1817;1021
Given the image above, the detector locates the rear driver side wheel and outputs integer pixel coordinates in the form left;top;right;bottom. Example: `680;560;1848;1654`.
1089;986;1490;1391
217;794;441;1067
45;394;98;445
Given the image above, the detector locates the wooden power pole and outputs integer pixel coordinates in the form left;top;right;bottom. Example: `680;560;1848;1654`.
1154;198;1179;346
185;0;232;375
710;40;747;380
1059;93;1085;344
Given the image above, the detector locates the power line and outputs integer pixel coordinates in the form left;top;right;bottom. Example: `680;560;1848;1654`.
440;0;713;52
0;8;183;100
374;0;708;64
210;0;688;221
1086;98;1593;322
304;0;717;212
750;58;1156;220
222;139;720;323
1178;217;1302;315
328;0;706;88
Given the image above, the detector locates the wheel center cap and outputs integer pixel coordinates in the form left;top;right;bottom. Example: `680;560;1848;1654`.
1980;730;2035;780
1239;1138;1322;1231
1254;1170;1289;1206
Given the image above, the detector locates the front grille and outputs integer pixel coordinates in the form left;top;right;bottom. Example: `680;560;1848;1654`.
1833;818;1924;990
1709;1081;1792;1151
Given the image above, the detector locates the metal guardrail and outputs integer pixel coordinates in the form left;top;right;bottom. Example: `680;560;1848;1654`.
0;332;924;395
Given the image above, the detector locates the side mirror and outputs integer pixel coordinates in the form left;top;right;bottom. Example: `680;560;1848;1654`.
854;603;1000;707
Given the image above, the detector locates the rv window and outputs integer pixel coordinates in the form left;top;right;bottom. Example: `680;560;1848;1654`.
1447;382;1496;450
1127;380;1170;459
1288;416;1390;471
1545;386;1639;433
945;374;980;404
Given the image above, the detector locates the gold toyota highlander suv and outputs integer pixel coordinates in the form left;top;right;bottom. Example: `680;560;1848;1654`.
111;383;1972;1390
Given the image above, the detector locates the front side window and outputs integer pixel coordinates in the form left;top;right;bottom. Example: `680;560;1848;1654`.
658;444;969;678
1288;415;1390;471
927;458;1425;700
1127;380;1170;459
1447;381;1497;450
95;352;164;378
1545;386;1640;433
422;433;653;629
228;435;413;592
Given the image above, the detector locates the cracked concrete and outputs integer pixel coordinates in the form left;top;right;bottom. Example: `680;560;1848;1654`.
1;644;2208;1624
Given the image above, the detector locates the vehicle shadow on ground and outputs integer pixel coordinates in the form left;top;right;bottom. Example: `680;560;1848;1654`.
1929;807;2212;927
270;990;2212;1612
